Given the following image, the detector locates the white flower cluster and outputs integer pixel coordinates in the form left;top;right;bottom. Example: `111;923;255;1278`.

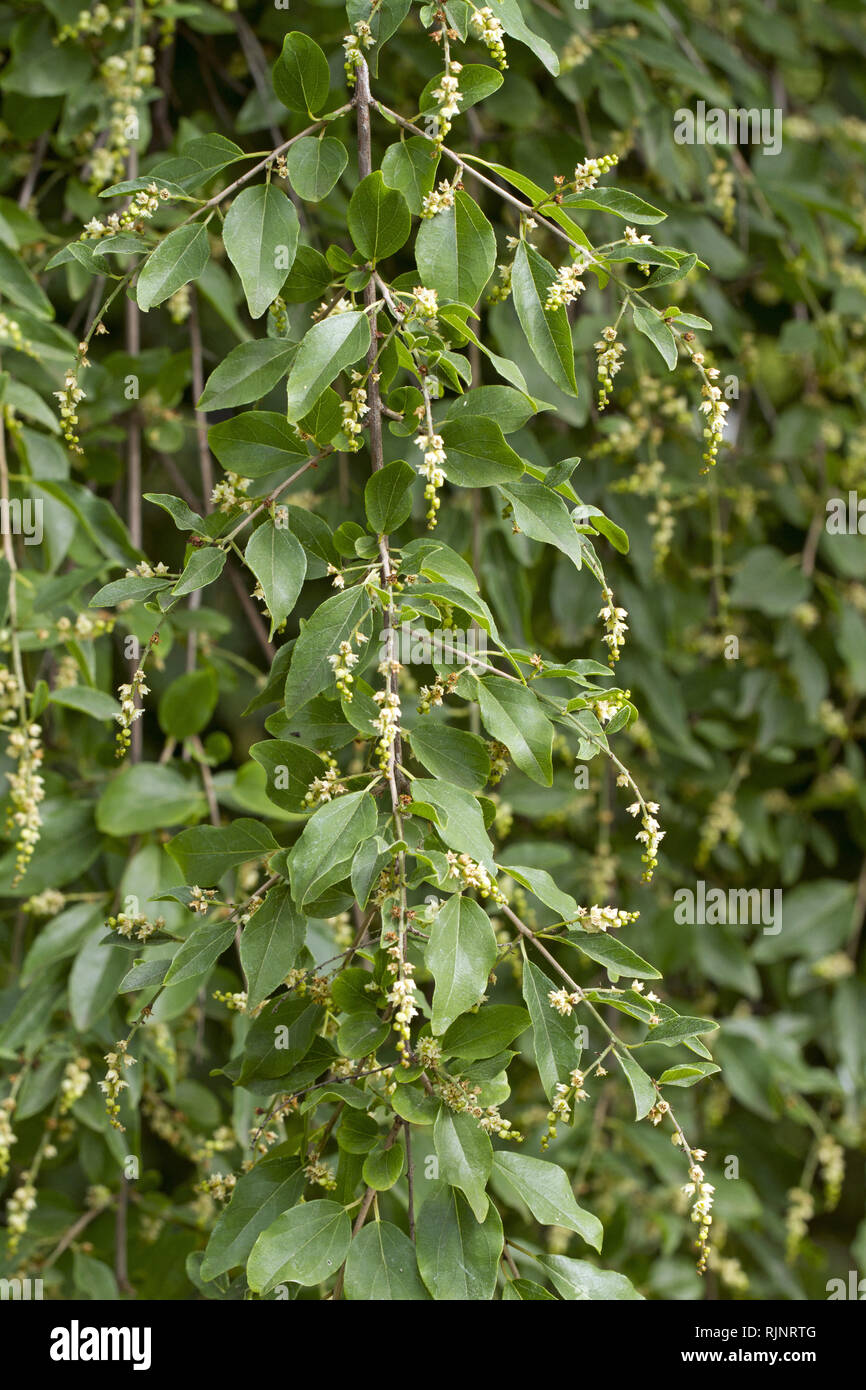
573;903;640;934
56;4;125;42
0;312;34;357
98;1039;136;1131
328;639;359;700
303;762;346;807
341;370;369;451
446;851;507;904
197;1172;238;1201
211;471;252;513
411;285;439;319
54;369;86;454
548;987;582;1016
107;909;165;941
23;887;66;917
415;430;447;528
470;6;507;67
5;719;45;885
343;20;374;85
6;1176;36;1254
573;152;618;192
542;1067;590;1148
598;587;628;665
0;1098;17;1177
694;355;729;470
627;798;665;880
594;325;625;410
89;46;155;190
682;1148;714;1274
189;886;217;916
83;183;170;240
114;667;149;757
126;559;170;579
421;181;456;219
545;255;589;311
385;942;419;1066
432;62;462;139
59;1057;91;1115
373;666;402;772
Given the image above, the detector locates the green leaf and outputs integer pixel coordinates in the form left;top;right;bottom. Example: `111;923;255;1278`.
474;675;553;785
560;188;666;224
658;1062;721;1087
348;171;411;262
493;1152;602;1251
499;476;583;570
365;459;414;533
244;520;306;638
445;384;541;435
614;1048;656;1120
168;818;279;886
381;137;439;216
632;305;678;371
344;1221;428;1299
201;1157;305;1280
250;739;329;814
208;411;307;478
198;340;297;411
419;64;504;114
441;1005;531;1061
90;574;174;607
239;995;324;1083
96;763;204;836
0;243;53;318
172;547;227;597
290;791;376;906
522;959;581;1104
425;893;498;1034
283;585;373;719
144;492;205;533
646;1014;718;1045
285;311;371;422
501;864;579;923
433;1108;492;1223
408;723;490;791
273;32;330;115
68;928;130;1031
494;0;560;75
287;136;348;202
247;1201;350;1292
137;223;210;312
408;777;495;872
362;1138;405;1191
437;416;524;487
416;1185;502;1300
47;686;120;722
337;1011;391;1059
415;190;496;306
537;1254;643;1301
503;1277;557;1300
512;240;578;396
223;184;299;319
158;667;219;740
564;931;662;981
240;884;306;1010
163;918;236;986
